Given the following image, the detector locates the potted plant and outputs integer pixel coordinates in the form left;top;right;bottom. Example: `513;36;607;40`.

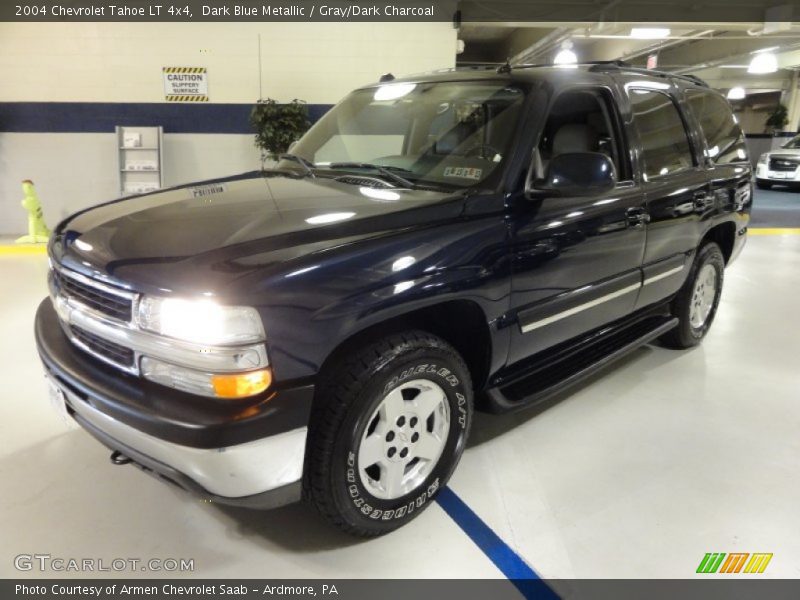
765;103;789;135
250;98;311;164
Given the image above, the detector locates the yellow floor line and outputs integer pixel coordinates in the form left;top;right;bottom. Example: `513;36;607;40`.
748;228;800;235
0;244;48;255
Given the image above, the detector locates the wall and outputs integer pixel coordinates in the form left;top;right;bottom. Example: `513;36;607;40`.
0;22;457;235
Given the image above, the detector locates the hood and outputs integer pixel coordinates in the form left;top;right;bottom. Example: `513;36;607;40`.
51;172;465;295
767;148;800;157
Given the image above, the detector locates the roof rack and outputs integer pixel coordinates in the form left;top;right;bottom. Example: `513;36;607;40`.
587;62;709;87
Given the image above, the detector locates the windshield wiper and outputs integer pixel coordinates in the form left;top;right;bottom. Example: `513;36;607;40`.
327;162;415;189
278;153;316;177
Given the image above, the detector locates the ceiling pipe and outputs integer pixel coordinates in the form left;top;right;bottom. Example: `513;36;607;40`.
618;30;718;62
510;27;574;64
509;0;624;64
669;41;800;74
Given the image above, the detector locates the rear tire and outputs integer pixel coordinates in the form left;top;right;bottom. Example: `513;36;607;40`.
304;330;473;537
660;242;725;349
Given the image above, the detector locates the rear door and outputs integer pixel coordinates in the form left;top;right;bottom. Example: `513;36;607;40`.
683;88;752;239
623;84;709;309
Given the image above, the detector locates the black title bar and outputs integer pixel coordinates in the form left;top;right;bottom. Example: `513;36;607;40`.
2;0;797;22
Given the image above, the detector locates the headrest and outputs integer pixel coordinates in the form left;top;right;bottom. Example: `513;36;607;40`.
552;123;599;155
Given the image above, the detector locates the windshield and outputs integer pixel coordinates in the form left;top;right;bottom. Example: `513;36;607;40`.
282;80;527;188
782;134;800;149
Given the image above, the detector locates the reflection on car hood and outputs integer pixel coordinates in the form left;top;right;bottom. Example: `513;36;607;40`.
51;171;465;295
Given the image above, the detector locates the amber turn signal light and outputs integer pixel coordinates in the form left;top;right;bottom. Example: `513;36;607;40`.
211;368;272;399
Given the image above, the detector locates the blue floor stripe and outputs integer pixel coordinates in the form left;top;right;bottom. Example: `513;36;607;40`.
436;487;560;600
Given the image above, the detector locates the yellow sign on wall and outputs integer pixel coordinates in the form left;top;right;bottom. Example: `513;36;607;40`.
163;67;208;102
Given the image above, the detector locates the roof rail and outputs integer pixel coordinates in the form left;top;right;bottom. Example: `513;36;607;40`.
588;62;709;87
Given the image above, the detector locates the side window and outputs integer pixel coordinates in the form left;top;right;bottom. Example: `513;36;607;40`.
536;88;630;181
686;90;748;165
629;89;695;180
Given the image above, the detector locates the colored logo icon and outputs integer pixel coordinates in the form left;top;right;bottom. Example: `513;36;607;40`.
697;552;773;574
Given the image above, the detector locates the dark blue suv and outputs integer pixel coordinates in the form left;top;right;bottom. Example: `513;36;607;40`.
36;63;752;536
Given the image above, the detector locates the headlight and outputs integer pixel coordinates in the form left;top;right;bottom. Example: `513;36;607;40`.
758;153;768;165
137;296;265;345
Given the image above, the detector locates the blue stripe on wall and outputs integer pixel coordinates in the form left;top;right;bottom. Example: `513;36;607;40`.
0;102;332;134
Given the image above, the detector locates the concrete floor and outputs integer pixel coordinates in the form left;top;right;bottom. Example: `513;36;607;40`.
1;214;799;580
750;186;800;227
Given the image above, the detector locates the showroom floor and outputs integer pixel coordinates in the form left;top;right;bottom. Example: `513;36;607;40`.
1;192;799;581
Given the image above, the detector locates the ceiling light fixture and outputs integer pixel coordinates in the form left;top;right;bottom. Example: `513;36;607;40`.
726;87;746;100
553;40;577;66
748;52;778;74
630;27;671;39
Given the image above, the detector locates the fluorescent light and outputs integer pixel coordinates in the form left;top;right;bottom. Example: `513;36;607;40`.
359;186;400;201
305;212;356;225
392;256;416;271
748;52;778;74
554;48;578;65
373;83;416;101
630;27;671;39
727;87;746;100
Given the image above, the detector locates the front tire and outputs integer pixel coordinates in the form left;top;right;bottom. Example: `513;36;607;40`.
304;331;473;537
756;179;773;190
660;242;725;349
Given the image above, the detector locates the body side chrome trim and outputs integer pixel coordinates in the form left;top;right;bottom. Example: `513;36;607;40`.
520;282;642;333
643;265;685;286
65;387;307;498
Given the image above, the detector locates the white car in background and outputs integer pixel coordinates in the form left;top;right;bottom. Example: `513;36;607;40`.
756;134;800;190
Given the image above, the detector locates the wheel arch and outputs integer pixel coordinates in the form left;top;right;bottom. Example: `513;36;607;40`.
701;221;736;265
317;299;493;393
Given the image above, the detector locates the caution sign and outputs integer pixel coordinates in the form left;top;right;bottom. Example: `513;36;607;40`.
163;67;208;102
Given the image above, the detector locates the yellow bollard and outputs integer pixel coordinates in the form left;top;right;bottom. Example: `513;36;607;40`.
15;180;51;244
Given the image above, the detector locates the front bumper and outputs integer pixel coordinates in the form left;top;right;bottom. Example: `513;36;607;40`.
35;298;314;507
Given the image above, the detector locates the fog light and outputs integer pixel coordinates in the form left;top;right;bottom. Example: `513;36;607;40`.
212;369;272;399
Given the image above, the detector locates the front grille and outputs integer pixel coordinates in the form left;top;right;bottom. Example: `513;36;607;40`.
54;270;133;322
769;156;800;172
71;325;135;368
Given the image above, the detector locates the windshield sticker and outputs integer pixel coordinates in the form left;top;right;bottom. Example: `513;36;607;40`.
190;183;227;198
443;167;483;180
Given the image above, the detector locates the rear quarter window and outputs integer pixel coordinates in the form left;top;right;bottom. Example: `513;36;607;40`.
686;90;748;165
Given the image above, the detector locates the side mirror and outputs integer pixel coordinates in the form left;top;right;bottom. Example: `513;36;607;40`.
526;152;617;198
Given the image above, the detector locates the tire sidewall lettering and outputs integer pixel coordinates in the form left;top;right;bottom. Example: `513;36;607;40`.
342;355;468;523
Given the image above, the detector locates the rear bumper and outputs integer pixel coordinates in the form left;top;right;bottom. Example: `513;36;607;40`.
35;298;314;507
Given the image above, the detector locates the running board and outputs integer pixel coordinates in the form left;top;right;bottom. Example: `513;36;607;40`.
485;315;679;413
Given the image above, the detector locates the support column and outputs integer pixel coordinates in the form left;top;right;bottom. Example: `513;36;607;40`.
786;71;800;133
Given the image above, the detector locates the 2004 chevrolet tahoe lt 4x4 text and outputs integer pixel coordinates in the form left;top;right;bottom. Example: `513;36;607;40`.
36;62;752;536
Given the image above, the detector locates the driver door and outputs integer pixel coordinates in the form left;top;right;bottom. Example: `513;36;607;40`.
506;86;647;366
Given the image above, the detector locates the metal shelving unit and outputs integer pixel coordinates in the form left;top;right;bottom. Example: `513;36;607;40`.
116;126;164;196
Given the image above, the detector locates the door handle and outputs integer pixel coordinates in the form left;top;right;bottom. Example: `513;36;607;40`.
625;207;650;227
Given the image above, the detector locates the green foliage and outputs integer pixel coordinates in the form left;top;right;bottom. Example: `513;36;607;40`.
250;98;310;161
765;104;789;133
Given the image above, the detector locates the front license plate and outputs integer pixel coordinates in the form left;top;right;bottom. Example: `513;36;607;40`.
770;172;789;179
44;374;76;428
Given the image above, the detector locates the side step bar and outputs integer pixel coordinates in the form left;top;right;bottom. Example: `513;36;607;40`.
485;315;679;413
